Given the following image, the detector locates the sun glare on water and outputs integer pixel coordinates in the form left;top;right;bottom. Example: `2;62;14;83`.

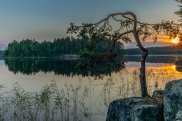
171;36;180;44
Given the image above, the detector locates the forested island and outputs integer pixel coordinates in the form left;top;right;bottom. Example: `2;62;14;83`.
3;38;182;58
4;38;123;58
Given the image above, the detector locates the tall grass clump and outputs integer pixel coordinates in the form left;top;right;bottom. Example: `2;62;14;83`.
0;80;99;121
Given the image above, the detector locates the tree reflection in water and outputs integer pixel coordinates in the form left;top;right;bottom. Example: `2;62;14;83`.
4;57;124;78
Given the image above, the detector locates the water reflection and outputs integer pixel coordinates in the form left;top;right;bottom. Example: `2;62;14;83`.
5;56;182;76
1;56;182;121
126;55;182;64
4;58;124;77
145;64;182;95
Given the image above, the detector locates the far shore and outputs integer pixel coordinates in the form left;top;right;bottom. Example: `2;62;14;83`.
126;54;182;56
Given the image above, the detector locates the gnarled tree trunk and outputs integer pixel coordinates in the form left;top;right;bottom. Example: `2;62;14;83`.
128;12;149;97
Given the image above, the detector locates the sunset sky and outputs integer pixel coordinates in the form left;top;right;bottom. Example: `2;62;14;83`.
0;0;180;49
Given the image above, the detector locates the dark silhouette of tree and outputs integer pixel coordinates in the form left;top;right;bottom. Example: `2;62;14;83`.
174;0;182;47
67;12;179;97
5;38;123;58
175;0;182;19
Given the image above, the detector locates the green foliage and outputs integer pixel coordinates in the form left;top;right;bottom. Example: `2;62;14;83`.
172;0;182;47
175;0;182;19
5;38;83;57
5;38;123;58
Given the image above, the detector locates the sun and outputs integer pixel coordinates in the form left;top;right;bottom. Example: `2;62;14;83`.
171;36;180;44
172;65;176;70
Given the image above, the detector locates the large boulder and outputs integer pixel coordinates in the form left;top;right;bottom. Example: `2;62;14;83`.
164;80;182;121
131;104;160;121
106;97;162;121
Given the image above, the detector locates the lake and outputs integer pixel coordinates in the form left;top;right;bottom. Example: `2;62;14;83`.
0;55;182;121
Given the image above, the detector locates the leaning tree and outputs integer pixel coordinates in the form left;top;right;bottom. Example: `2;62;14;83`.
67;11;179;97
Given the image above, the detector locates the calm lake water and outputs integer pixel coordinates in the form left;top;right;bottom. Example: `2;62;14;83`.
0;55;182;121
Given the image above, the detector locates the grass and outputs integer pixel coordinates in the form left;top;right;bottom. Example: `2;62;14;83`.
0;66;174;121
0;80;110;121
0;81;84;121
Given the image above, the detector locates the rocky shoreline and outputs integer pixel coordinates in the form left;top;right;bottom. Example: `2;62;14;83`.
106;79;182;121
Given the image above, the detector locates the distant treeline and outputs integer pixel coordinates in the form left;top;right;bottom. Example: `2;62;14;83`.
126;55;182;64
125;46;182;55
0;51;4;59
5;38;182;58
4;38;123;57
